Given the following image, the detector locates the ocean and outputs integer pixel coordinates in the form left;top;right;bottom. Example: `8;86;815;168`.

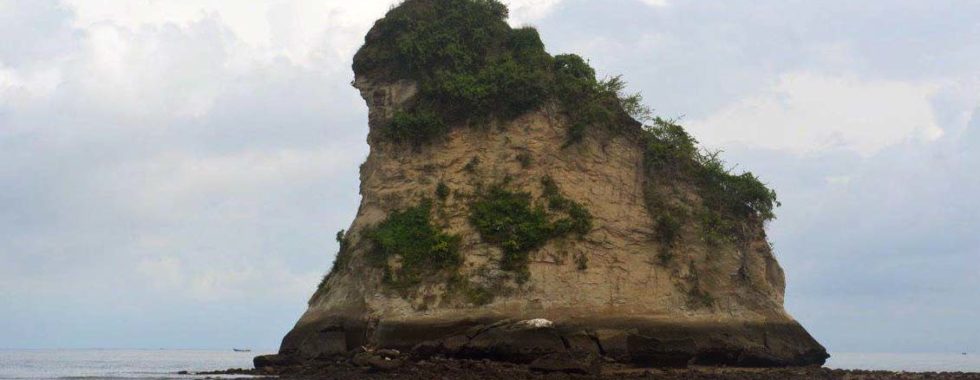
0;350;266;379
0;350;978;379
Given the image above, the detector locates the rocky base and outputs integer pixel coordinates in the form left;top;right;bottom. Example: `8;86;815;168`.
214;356;980;380
274;317;828;368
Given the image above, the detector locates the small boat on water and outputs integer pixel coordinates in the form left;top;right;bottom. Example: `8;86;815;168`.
233;348;251;352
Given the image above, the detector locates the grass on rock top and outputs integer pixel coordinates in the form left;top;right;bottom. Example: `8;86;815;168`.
353;0;627;148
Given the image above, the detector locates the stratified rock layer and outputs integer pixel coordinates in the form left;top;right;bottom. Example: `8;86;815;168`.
260;0;827;369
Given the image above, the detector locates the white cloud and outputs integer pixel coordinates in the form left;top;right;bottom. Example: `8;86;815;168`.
122;148;362;223
63;0;396;67
138;255;319;302
639;0;668;7
824;175;852;186
688;72;943;156
0;64;61;106
61;0;565;68
0;1;360;336
504;0;564;25
138;256;184;290
2;0;979;352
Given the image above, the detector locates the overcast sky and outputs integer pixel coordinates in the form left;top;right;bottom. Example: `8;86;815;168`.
1;0;978;353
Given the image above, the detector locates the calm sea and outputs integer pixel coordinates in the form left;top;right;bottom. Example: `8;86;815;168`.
0;350;269;379
0;350;978;379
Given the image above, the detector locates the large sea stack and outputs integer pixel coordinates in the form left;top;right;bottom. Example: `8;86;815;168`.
259;0;827;369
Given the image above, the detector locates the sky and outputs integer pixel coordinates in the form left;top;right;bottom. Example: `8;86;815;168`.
0;0;977;353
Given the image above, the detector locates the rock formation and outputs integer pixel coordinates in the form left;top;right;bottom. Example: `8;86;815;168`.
258;0;827;369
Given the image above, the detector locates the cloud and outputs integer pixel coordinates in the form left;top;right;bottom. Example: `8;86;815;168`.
639;0;668;7
0;64;61;107
138;256;184;290
61;0;399;68
503;0;565;25
138;255;320;302
688;72;943;156
62;0;566;66
1;0;979;354
0;0;368;348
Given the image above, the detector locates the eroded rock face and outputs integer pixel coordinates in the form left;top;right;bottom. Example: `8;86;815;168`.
261;0;826;369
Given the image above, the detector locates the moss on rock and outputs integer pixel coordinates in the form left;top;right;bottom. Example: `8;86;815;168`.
469;180;592;275
366;200;461;290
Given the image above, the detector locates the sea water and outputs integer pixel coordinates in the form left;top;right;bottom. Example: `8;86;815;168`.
1;350;979;379
826;352;980;372
0;349;268;379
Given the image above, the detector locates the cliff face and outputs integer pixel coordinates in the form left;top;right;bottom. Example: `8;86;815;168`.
264;0;826;368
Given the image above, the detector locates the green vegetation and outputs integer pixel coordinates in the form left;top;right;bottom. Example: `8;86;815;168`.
436;182;450;200
385;110;448;147
354;0;633;147
641;117;779;245
469;180;592;275
574;253;588;271
463;284;495;306
318;229;353;293
469;186;553;272
540;176;592;235
448;276;496;306
516;152;532;168
687;285;715;309
699;209;734;248
366;200;462;289
642;118;700;174
336;229;349;253
355;0;549;143
553;56;631;145
654;214;681;264
358;0;779;270
684;265;715;308
464;156;480;173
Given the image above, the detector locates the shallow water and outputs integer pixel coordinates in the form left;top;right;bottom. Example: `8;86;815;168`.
1;350;979;379
826;352;980;372
0;349;270;380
